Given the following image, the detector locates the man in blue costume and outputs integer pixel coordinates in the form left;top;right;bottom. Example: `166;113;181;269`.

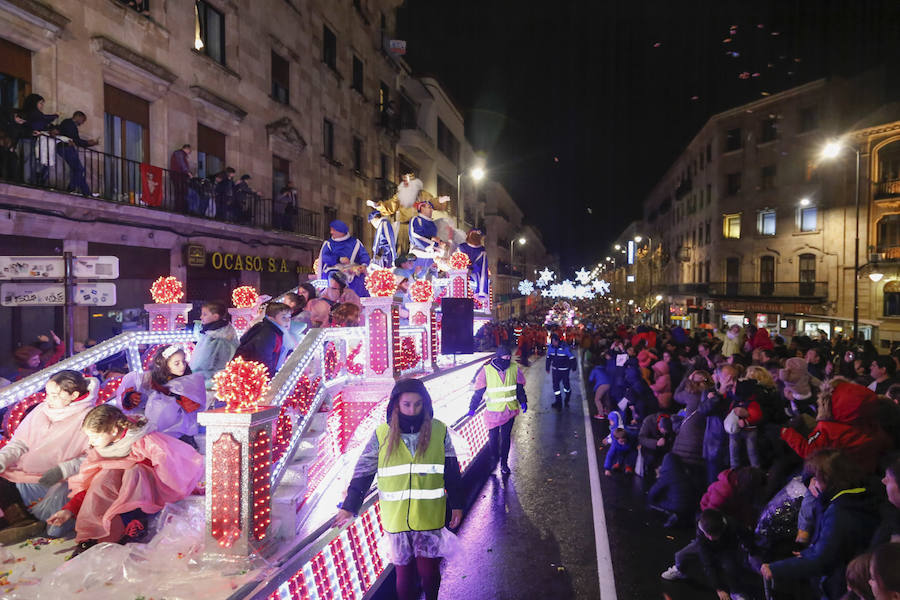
457;228;489;300
409;200;442;273
368;210;396;269
317;219;371;298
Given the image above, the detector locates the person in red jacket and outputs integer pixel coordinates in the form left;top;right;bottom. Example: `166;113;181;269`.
780;377;892;474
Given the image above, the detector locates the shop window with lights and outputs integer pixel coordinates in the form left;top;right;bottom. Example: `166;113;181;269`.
194;1;225;65
723;213;741;239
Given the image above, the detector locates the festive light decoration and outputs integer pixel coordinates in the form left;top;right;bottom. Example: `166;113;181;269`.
364;268;396;297
210;433;241;548
537;268;555;287
0;391;45;447
324;342;340;380
574;267;592;285
96;376;123;405
391;305;401;377
593;279;611;295
518;279;535;295
367;308;389;375
150;276;184;304
397;336;421;370
449;251;471;270
272;374;323;463
232;286;260;309
346;342;364;376
409;279;434;303
213;357;271;412
251;429;272;541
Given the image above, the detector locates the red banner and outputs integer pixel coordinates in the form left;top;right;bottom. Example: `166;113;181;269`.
140;163;163;207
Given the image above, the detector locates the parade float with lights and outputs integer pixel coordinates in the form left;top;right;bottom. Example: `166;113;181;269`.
0;268;495;600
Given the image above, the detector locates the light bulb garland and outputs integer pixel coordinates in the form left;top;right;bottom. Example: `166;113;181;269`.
210;432;241;548
232;285;260;309
346;342;364;376
364;268;397;297
397;336;421;370
213;357;271;412
251;428;272;541
150;276;185;304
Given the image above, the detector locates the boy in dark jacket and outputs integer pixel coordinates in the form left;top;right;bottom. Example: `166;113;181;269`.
638;412;675;475
234;302;291;376
648;453;698;528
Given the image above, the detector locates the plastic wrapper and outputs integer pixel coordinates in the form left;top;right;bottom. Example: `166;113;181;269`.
377;527;461;565
7;498;261;599
754;476;806;546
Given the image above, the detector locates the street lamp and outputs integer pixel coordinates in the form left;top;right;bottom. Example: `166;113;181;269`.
869;271;884;282
510;236;526;273
820;139;862;340
456;165;486;229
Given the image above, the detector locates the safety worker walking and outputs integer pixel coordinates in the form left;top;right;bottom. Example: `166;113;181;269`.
546;333;577;409
468;344;527;474
335;378;463;600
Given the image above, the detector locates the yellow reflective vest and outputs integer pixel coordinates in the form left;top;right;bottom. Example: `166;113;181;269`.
375;419;447;533
484;365;520;412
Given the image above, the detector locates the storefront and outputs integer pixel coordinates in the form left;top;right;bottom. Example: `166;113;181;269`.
184;244;313;300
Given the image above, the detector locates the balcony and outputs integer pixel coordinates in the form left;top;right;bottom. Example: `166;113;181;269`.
675;177;692;200
496;261;524;277
659;281;827;300
2;140;321;238
875;179;900;200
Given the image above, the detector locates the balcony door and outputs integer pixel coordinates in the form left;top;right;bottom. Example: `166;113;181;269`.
799;253;816;296
725;257;739;296
103;85;149;202
760;256;775;296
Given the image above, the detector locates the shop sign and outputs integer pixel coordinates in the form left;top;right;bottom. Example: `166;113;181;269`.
210;252;293;273
186;244;206;268
718;300;817;314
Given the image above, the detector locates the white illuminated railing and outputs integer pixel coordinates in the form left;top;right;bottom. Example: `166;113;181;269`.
0;329;197;410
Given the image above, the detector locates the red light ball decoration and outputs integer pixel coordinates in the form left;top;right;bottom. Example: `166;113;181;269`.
409;279;434;303
365;268;397;297
450;251;471;270
150;276;184;304
213;357;271;412
232;285;260;309
397;336;421;370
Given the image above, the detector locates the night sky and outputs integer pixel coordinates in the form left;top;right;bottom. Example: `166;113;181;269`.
397;0;900;269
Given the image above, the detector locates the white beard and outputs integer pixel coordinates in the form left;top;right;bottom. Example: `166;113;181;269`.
397;178;424;208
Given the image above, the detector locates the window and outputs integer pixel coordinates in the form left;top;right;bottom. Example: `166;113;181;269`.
194;1;225;65
705;260;711;283
761;165;776;190
197;123;225;179
758;209;776;236
352;55;364;93
726;257;740;295
799;206;817;232
104;85;149;202
436;119;460;165
760;256;775;296
723;213;741;239
705;220;711;244
799;106;818;133
799;254;816;296
761;118;777;143
352;136;363;172
437;175;456;202
884;282;900;316
323;206;338;239
0;39;31;110
323;119;334;160
380;152;389;179
726;172;742;196
878;214;900;251
272;155;290;202
706;183;711;207
271;51;289;104
323;25;337;70
698;224;704;247
699;151;705;170
706;142;712;163
725;127;742;152
379;81;389;112
353;198;364;240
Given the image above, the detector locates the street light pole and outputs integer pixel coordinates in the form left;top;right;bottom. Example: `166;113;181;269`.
853;148;861;342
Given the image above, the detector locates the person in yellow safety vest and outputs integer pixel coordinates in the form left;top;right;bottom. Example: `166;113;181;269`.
334;378;463;600
467;343;528;475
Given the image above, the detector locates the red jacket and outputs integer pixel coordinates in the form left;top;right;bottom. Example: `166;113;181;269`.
700;468;759;529
781;421;892;474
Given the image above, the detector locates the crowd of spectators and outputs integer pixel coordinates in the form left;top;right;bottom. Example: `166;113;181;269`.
577;320;900;599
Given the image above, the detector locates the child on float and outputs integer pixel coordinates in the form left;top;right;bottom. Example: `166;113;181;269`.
114;345;206;446
334;378;463;600
189;301;238;386
47;404;203;557
0;370;97;544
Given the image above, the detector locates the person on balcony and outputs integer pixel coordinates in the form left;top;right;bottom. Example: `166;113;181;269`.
317;219;371;298
57;111;98;197
20;94;57;185
168;144;193;212
232;174;254;222
213;167;235;220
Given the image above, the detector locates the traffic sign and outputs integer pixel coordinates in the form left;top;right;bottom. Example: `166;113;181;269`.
1;282;117;307
0;256;119;280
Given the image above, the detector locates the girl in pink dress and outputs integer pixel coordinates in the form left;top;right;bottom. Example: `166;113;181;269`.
47;404;203;557
0;370;96;544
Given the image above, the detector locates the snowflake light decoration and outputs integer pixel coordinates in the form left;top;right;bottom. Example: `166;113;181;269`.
537;268;555;287
518;279;535;296
593;279;611;296
541;289;551;297
574;267;592;285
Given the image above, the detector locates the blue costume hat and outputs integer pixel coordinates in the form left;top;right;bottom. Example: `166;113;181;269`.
367;210;382;222
329;220;349;234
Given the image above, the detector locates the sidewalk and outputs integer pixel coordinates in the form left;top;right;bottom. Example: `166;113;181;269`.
438;360;599;600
